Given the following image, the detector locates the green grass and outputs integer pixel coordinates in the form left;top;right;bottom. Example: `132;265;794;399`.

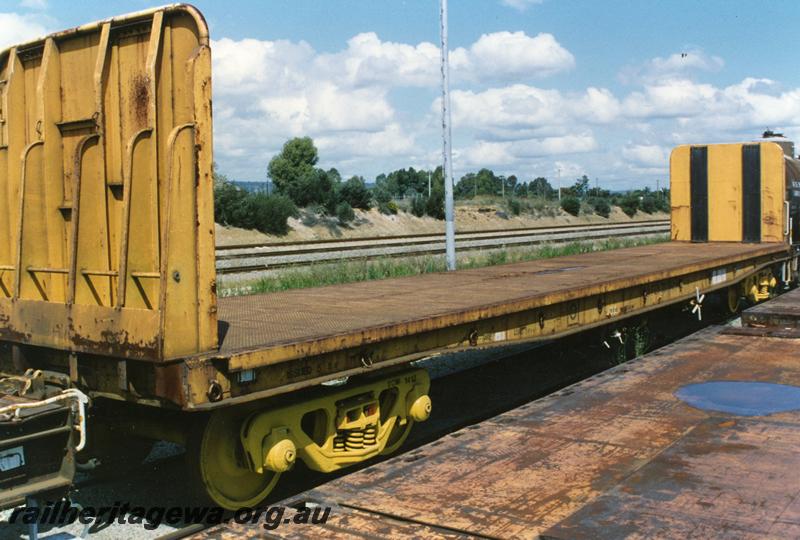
220;234;669;296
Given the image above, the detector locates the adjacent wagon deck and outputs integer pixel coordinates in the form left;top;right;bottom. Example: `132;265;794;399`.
199;288;800;539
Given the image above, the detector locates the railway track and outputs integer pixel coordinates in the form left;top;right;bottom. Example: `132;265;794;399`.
215;219;670;275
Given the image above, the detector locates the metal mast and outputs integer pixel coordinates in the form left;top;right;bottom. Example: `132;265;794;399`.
440;0;456;270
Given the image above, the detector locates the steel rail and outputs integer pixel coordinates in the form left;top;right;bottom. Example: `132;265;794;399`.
216;219;669;252
216;220;670;260
216;222;670;276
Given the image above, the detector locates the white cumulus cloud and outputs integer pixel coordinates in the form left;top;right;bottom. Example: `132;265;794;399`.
622;144;669;168
212;36;408;177
212;37;315;96
459;134;597;169
622;77;800;133
446;84;620;139
308;30;573;88
314;32;440;88
456;31;574;81
211;29;576;178
621;49;724;84
0;12;48;50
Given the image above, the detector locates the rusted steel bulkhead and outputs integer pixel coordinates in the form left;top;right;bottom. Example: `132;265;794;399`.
0;5;218;372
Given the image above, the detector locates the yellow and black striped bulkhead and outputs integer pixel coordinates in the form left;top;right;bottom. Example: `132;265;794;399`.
670;142;787;243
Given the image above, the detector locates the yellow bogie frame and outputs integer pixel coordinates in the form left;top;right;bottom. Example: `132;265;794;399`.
743;269;777;304
241;369;430;474
194;369;431;509
728;268;779;313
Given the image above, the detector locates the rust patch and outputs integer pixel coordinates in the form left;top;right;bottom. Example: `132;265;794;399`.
131;73;150;126
68;325;159;361
153;362;186;406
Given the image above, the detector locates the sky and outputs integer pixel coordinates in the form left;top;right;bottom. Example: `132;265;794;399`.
3;0;800;190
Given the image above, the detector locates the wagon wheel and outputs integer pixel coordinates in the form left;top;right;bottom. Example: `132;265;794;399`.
187;408;280;510
727;284;742;313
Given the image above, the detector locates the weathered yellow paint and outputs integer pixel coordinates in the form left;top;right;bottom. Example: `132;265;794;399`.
670;142;787;243
670;145;691;241
761;142;785;242
190;368;429;510
241;369;429;475
707;144;742;241
0;5;217;360
180;249;787;411
742;268;776;304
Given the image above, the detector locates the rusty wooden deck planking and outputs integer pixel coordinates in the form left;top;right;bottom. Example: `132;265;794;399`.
217;242;783;354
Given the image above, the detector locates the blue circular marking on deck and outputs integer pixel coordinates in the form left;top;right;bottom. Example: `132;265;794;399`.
675;381;800;417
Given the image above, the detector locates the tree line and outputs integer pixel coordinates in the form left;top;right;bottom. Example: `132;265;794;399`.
214;137;670;235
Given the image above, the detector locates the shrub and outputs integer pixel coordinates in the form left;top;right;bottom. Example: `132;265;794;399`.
591;197;611;218
307;202;328;216
507;198;522;216
560;196;580;217
378;201;398;215
619;193;640;217
214;171;300;235
656;194;670;213
640;194;657;214
425;188;445;219
335;201;355;224
373;186;392;205
340;176;372;210
244;193;298;235
323;189;341;216
214;181;249;226
271;168;334;209
410;195;427;217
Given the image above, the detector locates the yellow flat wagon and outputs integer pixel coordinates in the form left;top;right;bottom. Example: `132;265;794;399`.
0;5;798;509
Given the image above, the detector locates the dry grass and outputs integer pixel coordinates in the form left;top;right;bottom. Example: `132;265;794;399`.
219;234;669;296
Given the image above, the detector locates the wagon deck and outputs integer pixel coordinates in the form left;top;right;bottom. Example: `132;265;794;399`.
217;241;785;359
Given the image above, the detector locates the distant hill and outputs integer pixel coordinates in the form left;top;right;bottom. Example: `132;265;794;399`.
233;180;272;193
232;180;376;193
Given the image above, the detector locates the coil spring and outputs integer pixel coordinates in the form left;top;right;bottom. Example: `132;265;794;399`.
333;423;378;451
